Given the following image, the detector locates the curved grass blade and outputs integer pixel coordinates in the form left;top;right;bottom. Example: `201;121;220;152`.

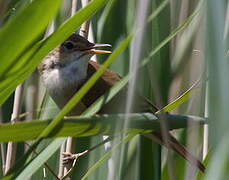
156;77;202;113
147;0;169;22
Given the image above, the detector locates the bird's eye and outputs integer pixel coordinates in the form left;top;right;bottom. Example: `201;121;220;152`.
64;42;74;50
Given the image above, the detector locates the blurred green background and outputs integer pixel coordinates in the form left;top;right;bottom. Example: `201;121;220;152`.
0;0;228;179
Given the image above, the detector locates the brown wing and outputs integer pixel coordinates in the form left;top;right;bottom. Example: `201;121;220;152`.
81;60;205;172
88;60;121;86
81;60;121;111
82;60;157;113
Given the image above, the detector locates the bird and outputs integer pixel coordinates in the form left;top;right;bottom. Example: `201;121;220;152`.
38;33;205;172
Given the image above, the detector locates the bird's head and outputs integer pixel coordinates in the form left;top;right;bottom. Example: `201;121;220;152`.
60;33;111;64
39;34;111;94
40;33;111;72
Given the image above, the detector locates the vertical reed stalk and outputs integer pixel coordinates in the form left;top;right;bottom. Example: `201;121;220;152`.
4;84;24;174
0;107;5;174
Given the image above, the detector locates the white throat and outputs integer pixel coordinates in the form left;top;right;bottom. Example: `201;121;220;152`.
41;59;88;100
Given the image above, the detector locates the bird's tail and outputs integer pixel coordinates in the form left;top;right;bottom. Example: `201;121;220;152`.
151;131;205;173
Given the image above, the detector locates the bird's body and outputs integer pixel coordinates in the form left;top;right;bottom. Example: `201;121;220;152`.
39;33;205;172
39;35;95;111
39;34;154;114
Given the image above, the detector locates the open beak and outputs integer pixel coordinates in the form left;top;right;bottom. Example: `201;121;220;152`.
86;44;112;54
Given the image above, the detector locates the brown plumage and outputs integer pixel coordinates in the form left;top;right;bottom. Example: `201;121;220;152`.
39;33;205;172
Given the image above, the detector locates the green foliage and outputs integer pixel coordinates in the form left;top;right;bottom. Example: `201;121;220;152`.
0;0;62;105
0;113;205;142
0;0;228;179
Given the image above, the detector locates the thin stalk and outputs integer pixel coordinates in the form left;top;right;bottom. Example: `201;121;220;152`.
0;107;5;174
25;72;39;179
4;84;24;174
224;1;229;39
71;0;78;16
58;140;66;178
25;71;39;148
79;0;91;38
203;57;209;160
25;72;38;121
